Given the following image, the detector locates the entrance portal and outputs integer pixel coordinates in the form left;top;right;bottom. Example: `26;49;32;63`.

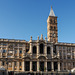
40;62;44;71
25;61;30;71
54;62;58;71
32;61;37;71
47;62;51;71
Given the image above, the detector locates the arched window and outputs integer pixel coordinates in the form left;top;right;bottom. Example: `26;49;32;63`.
50;19;52;23
50;26;53;30
40;44;44;54
47;47;50;54
54;20;55;23
33;46;37;54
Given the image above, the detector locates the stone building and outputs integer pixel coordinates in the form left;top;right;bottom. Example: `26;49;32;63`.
0;6;75;73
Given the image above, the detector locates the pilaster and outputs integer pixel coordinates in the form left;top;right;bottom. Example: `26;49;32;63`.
12;62;14;71
58;62;60;71
44;43;47;55
51;62;54;71
17;62;19;71
22;61;25;71
1;43;3;58
18;44;19;58
30;61;32;72
37;61;39;72
71;48;72;59
30;43;32;54
37;43;39;56
51;44;53;58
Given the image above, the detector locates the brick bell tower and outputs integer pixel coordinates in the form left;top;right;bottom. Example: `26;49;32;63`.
47;6;58;43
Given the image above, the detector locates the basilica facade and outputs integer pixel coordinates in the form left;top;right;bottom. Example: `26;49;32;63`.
0;6;75;73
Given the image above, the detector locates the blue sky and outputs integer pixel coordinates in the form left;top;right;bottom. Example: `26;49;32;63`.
0;0;75;43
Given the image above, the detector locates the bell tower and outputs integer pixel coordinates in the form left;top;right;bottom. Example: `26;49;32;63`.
47;6;58;43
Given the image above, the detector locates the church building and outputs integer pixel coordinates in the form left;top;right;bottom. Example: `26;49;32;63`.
0;6;75;73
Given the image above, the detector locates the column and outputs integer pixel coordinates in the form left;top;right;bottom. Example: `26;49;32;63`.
37;61;39;72
66;48;67;59
58;62;60;71
51;44;53;58
23;44;25;58
56;46;59;58
74;48;75;59
37;43;39;55
1;43;3;58
17;62;19;71
13;44;15;58
22;61;25;71
30;43;32;54
18;44;19;58
0;61;1;66
51;62;54;71
71;48;72;59
6;46;8;58
45;61;47;72
44;44;47;55
62;51;63;59
12;62;14;71
30;61;32;72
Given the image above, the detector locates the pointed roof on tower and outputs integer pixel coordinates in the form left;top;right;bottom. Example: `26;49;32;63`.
49;6;55;16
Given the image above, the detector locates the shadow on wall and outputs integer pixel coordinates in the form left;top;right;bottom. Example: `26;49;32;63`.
0;72;7;75
0;71;14;75
14;72;75;75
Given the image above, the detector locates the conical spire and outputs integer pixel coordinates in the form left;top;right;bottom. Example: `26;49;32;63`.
49;6;55;16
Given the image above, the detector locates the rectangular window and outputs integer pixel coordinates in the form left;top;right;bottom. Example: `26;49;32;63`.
3;43;7;46
73;62;75;67
19;50;22;54
19;68;22;70
59;46;61;49
15;44;18;47
3;50;6;53
63;46;65;49
72;47;74;50
19;44;23;47
67;56;71;59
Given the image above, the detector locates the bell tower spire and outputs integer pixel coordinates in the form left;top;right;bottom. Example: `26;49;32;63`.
47;6;58;43
49;6;55;16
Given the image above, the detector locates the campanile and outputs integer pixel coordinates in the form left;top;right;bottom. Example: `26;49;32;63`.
47;6;58;43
